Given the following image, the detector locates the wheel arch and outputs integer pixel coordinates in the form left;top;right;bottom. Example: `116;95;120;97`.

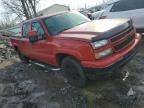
56;52;82;66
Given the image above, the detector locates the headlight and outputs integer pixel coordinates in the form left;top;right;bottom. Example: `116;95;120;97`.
96;48;113;59
91;40;109;49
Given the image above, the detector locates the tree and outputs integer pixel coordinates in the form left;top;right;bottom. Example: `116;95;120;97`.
0;14;15;30
1;0;40;19
28;0;37;17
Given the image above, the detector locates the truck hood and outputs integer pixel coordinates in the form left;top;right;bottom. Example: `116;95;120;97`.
58;19;132;41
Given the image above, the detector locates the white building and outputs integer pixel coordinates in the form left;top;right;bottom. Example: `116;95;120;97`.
37;4;70;16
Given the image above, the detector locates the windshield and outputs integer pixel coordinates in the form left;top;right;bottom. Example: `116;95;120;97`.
43;12;90;35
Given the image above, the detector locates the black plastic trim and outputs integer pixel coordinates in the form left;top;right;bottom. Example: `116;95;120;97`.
91;20;132;42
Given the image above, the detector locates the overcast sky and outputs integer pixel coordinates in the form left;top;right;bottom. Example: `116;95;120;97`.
38;0;104;10
0;0;107;20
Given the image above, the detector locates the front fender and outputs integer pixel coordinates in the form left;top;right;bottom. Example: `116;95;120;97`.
56;49;83;60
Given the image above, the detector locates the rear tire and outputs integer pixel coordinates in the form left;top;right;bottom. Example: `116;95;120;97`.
62;57;87;87
16;50;29;63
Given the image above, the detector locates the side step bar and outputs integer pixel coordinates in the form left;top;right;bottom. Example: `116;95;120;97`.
29;60;61;72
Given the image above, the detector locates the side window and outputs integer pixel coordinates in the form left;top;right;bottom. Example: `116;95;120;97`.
111;0;144;12
22;23;30;37
111;1;130;12
32;22;45;40
131;0;144;10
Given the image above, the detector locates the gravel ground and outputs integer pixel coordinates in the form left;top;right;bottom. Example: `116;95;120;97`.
0;39;144;108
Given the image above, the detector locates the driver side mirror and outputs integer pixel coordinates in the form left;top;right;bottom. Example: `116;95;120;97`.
28;31;38;43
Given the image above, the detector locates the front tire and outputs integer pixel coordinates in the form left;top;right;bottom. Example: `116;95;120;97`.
62;57;87;87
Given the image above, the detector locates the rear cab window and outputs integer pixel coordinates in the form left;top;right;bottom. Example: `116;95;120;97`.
111;0;144;12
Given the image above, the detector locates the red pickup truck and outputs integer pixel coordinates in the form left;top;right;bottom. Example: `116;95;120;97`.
11;11;141;87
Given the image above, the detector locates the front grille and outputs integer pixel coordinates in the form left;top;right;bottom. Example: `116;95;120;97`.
111;26;135;51
114;34;134;51
111;27;133;42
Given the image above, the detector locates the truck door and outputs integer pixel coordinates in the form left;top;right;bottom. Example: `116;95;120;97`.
30;21;54;65
20;23;34;58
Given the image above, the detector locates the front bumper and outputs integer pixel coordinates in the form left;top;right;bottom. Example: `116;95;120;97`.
82;34;141;79
81;34;141;68
84;47;137;79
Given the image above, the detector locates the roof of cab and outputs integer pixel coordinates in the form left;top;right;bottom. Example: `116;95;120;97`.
22;11;69;23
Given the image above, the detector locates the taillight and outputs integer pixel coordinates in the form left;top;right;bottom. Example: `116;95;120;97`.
99;16;107;19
